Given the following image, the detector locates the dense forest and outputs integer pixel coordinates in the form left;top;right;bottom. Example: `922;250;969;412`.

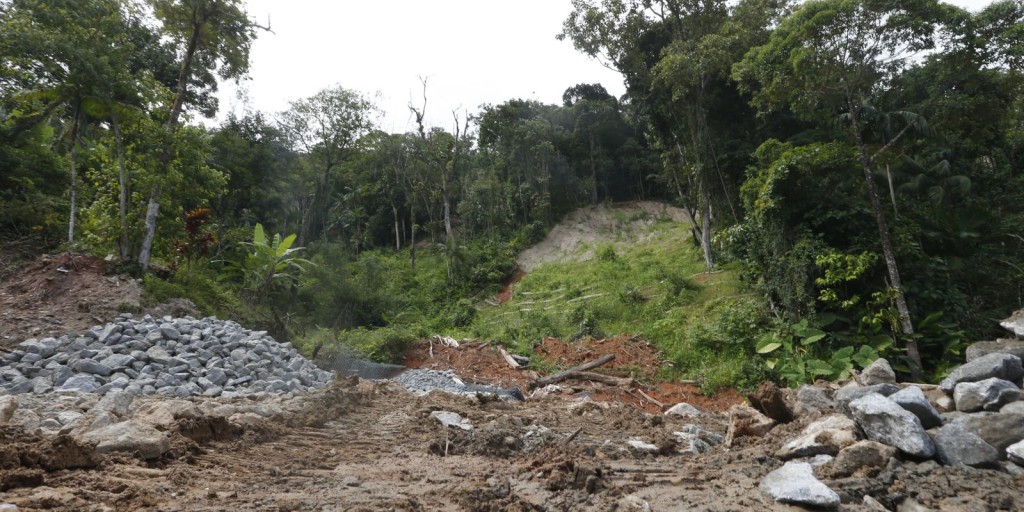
1;0;1021;387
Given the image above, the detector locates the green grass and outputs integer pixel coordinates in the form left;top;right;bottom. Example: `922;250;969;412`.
465;218;770;392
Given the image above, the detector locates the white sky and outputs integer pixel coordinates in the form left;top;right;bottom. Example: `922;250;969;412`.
215;0;994;133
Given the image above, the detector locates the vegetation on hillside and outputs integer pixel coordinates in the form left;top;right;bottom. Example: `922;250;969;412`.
1;0;1022;389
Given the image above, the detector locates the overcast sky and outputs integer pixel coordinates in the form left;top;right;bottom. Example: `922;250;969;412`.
215;0;994;133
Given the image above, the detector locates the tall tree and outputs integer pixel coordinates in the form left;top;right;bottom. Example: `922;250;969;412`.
139;0;260;268
277;85;376;245
735;0;958;377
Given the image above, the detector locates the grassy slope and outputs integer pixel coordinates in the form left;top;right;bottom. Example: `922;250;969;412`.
466;213;767;392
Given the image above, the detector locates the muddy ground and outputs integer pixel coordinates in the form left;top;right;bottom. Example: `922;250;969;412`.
1;252;1022;511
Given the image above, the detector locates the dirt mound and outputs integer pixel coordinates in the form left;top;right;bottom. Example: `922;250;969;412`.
0;253;142;349
516;201;689;272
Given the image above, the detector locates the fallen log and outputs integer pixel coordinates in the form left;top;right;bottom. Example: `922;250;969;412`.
529;354;615;390
636;388;664;409
573;371;634;387
497;347;520;369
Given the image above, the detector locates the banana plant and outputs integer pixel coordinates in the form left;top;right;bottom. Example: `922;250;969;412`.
222;223;313;304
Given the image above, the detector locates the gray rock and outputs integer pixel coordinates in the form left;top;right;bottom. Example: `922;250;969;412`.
934;422;1000;468
80;420;170;459
1007;439;1024;466
836;383;900;414
146;346;172;365
986;387;1024;411
848;393;935;458
939;353;1023;393
759;461;840;509
205;367;228;386
953;378;1019;412
94;390;134;417
777;415;859;460
1002;401;1024;414
966;339;1024;362
665;402;702;418
795;385;836;417
100;354;136;370
957;412;1024;455
861;358;896;385
72;359;113;377
1001;308;1024;339
58;374;101;393
889;386;942;429
828;440;897;478
0;395;17;423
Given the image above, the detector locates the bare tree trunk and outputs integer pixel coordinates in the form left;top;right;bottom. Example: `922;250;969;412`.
409;204;416;273
885;163;899;219
138;194;160;268
392;204;401;250
67;111;79;248
848;100;922;380
112;113;130;261
700;187;714;270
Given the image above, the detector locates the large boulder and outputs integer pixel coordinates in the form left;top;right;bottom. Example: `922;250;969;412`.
835;383;900;415
860;358;896;386
80;420;170;459
953;378;1020;412
848;393;935;458
724;405;776;446
933;422;1001;468
888;386;942;429
794;385;835;417
966;339;1024;362
957;412;1024;456
939;353;1023;394
827;440;897;478
760;461;840;509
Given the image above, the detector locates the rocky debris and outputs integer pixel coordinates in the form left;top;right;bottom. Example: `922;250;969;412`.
0;395;15;423
861;358;896;386
1001;308;1024;339
759;461;840;509
0;314;332;398
827;440;897;478
967;339;1024;362
626;438;660;454
938;353;1023;394
664;402;702;418
955;412;1024;456
747;381;794;423
889;386;942;429
672;424;722;455
431;411;473;431
724;405;775;446
777;415;859;460
848;393;935;458
391;368;522;400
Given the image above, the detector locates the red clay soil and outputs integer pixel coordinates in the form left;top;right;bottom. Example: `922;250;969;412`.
403;335;743;415
494;269;526;304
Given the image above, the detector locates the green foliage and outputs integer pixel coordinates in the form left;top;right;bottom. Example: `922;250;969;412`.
142;263;241;320
221;223;312;305
755;318;881;387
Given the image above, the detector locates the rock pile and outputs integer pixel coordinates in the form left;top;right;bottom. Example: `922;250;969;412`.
758;321;1024;509
0;313;332;398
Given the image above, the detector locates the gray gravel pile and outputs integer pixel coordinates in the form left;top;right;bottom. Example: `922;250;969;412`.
392;368;524;400
0;313;332;397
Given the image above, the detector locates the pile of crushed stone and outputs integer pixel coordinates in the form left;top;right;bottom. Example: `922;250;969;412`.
0;313;332;398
